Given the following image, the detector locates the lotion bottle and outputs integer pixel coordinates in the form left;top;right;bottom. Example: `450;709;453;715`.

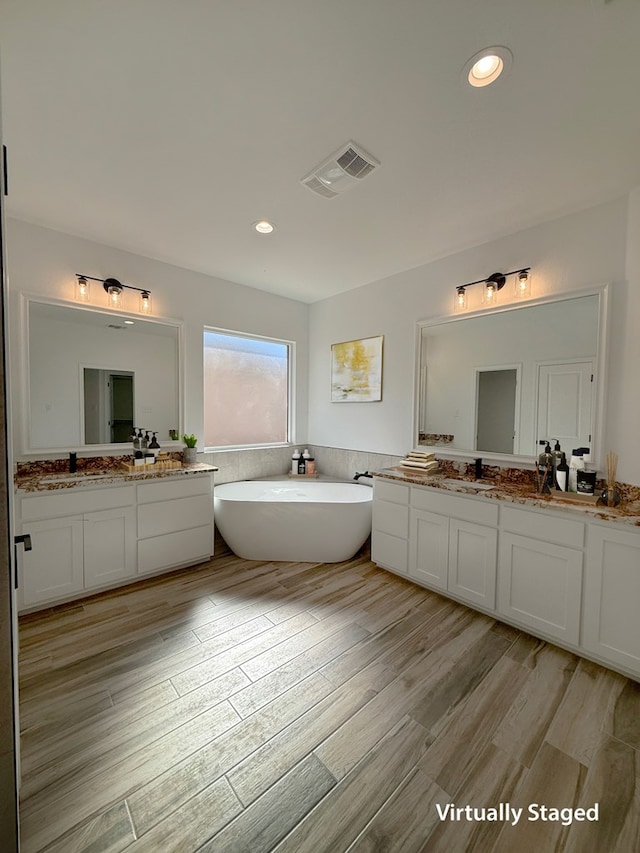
568;449;585;493
291;449;300;475
555;452;569;491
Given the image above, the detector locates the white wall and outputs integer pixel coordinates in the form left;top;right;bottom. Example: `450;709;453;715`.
308;196;637;481
6;219;309;459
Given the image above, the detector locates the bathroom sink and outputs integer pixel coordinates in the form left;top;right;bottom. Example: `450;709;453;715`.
439;478;495;491
39;471;113;483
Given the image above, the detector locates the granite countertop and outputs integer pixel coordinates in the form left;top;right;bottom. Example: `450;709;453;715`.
374;467;640;528
15;463;218;494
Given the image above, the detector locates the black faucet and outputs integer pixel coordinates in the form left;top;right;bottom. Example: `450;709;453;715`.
354;471;373;481
474;458;483;480
69;451;77;473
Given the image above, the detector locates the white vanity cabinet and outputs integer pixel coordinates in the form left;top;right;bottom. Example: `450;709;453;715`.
17;472;214;611
371;479;410;575
19;486;136;608
582;524;640;674
410;488;498;609
137;476;214;575
372;476;640;681
497;505;584;645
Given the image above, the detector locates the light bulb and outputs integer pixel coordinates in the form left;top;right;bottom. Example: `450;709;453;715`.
140;291;152;313
484;282;498;304
75;276;90;302
454;287;467;312
515;270;530;298
107;285;122;307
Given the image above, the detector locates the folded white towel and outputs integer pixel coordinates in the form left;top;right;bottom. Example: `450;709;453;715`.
406;452;435;461
400;459;439;470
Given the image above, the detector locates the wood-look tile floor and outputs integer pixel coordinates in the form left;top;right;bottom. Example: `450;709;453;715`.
18;542;640;853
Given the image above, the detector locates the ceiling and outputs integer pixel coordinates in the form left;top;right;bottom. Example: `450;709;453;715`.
1;0;639;303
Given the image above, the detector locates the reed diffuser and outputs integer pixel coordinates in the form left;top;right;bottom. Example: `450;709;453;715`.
599;451;621;507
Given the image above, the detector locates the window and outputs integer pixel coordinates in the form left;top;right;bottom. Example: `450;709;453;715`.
203;329;292;449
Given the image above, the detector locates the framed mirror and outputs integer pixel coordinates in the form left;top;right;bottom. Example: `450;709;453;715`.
416;287;609;466
24;298;183;452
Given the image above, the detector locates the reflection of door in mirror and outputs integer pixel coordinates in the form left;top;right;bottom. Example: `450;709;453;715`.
84;369;134;444
536;360;593;455
475;368;518;454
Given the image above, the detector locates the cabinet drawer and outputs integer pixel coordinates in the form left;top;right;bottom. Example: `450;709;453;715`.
21;486;135;521
374;479;410;505
373;499;409;538
372;530;408;575
500;505;584;549
138;494;212;539
411;487;498;527
138;475;211;504
138;525;213;574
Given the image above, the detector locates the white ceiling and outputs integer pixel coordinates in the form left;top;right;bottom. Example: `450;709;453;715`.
1;0;639;303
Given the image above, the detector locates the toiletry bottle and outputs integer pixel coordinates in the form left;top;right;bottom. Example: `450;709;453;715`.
538;441;554;490
552;440;563;472
143;431;150;449
149;432;160;457
302;449;311;470
306;454;316;475
555;452;569;491
291;449;300;475
297;452;306;475
568;448;585;493
133;430;141;451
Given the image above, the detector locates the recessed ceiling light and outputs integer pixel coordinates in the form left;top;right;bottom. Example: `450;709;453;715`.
464;46;512;88
123;319;135;325
253;220;275;234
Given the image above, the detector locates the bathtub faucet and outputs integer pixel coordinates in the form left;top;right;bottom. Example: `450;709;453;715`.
353;471;373;481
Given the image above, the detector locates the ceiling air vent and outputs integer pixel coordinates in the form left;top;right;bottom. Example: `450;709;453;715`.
301;141;380;198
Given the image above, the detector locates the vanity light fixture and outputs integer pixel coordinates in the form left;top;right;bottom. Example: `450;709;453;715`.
454;287;468;312
515;268;531;298
74;274;153;313
454;267;531;311
75;275;90;302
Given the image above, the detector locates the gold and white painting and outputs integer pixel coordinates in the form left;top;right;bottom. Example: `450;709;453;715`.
331;335;383;402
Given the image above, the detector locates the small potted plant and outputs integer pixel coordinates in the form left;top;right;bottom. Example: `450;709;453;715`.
182;433;198;465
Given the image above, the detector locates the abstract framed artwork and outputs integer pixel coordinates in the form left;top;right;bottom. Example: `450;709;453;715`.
330;335;383;402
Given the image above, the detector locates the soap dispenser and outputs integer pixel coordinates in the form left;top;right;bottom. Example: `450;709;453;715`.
538;441;554;490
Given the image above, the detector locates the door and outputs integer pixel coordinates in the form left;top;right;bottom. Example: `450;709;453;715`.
109;373;134;442
475;367;519;454
20;516;84;606
498;532;582;645
583;525;640;675
536;360;593;453
447;519;498;610
84;506;136;588
0;99;20;845
409;508;448;590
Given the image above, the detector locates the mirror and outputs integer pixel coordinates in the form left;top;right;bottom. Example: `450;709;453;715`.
27;300;181;450
83;368;135;443
417;290;607;463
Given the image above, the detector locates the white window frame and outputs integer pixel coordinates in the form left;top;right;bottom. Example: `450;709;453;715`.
203;326;295;451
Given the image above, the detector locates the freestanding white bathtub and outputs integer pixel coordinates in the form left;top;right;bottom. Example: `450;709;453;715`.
213;480;373;562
